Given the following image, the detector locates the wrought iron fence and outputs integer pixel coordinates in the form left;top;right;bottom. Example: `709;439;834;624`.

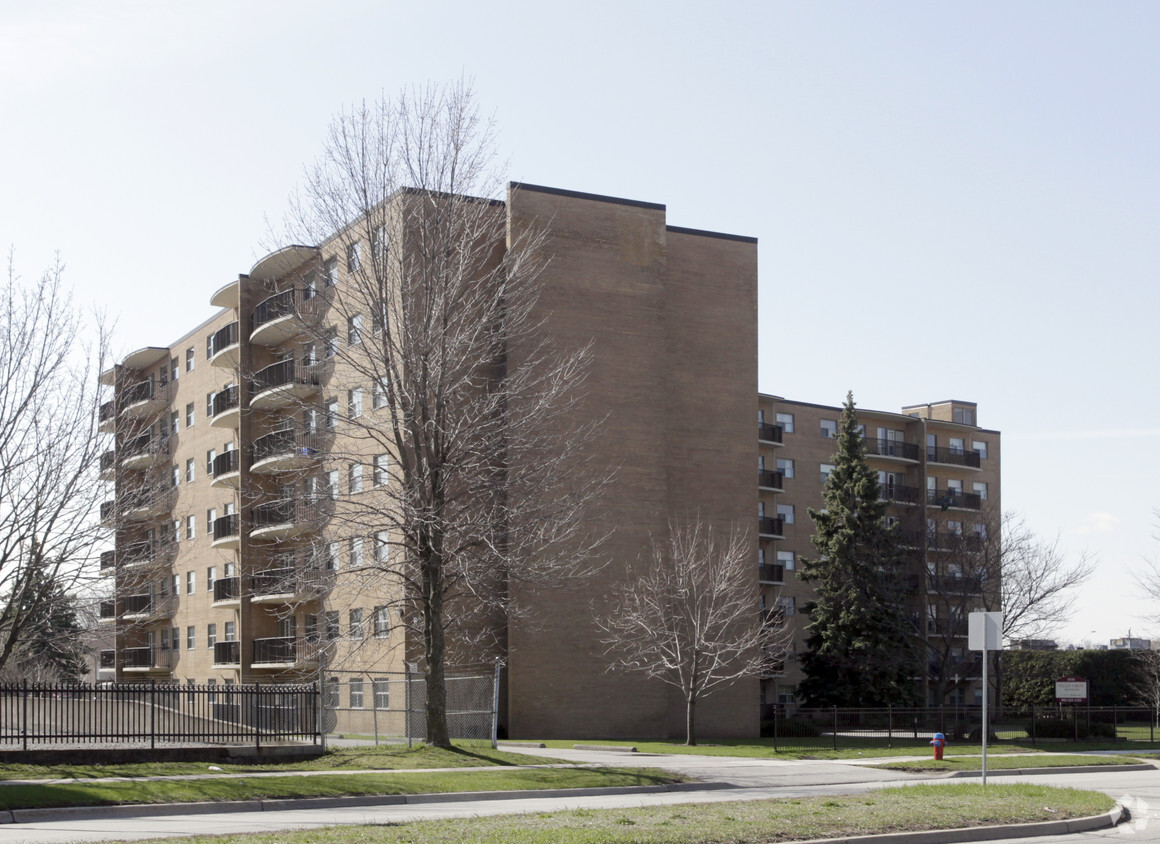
761;704;1160;751
0;681;319;750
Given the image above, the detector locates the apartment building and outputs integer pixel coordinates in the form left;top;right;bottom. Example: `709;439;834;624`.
757;395;1002;708
97;183;758;740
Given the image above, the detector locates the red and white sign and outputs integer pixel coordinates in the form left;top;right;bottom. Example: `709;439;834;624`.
1055;676;1088;703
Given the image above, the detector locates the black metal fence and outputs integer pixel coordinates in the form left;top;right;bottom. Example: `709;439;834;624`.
0;681;319;750
762;704;1160;751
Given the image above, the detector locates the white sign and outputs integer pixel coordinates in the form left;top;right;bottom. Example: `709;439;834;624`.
968;611;1003;651
1056;678;1088;702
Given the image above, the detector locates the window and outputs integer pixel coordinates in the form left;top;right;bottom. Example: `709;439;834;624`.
325;327;338;358
349;608;363;639
186;402;195;428
349;678;364;709
345;463;362;494
820;419;837;438
776;458;794;479
170;410;179;433
947;520;963;535
820;463;835;484
373;379;387;409
327;469;339;500
973;481;988;500
374;454;389;486
324;541;340;571
954;407;974;425
303;407;319;434
325;257;338;287
172;574;180;595
323;677;339;709
946;478;962;496
776;550;795;571
224;621;235;642
777;596;796;617
186;458;195;483
347;314;362;345
206;508;217;533
973;440;988;459
170;356;179;382
347;242;362;273
375;530;389;563
187;571;196;594
185;348;195;372
326;611;340;641
305;614;319;644
348;387;362;418
206;449;216;475
207;623;217;647
171;465;180;488
758;547;765;566
173;519;181;543
949;437;964;455
186;515;195;540
775;412;794;433
373;677;389;709
349;536;364;567
777;504;794;525
187;626;195;650
303;271;317;301
373;224;388;261
325;398;338;429
207;566;216;591
373;606;389;638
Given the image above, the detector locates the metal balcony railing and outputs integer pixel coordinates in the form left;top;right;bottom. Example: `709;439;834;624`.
253;429;320;463
249;289;296;334
121;380;155;407
213;640;240;665
927;574;985;594
758;516;785;536
211;385;239;417
758;470;784;490
882;483;921;505
99;400;116;425
250;360;320;396
865;438;920;461
928;532;984;552
122;594;153;616
212;449;241;479
927;445;982;468
251;499;308;531
121;647;154;669
99;600;115;620
926;488;982;510
758;422;783;444
252;636;299;664
758;564;784;583
213;513;240;542
208;322;239;358
213;577;240;603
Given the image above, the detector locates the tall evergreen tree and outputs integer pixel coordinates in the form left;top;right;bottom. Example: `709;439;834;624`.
797;392;920;706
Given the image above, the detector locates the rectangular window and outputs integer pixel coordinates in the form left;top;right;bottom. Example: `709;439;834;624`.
187;626;196;650
168;411;179;434
326;611;340;641
186;348;195;371
373;677;389;709
206;507;216;533
775;412;794;433
374;454;389;486
953;407;975;425
375;530;389;563
186;458;195;483
347;242;362;272
207;566;216;591
820;463;835;484
186;515;195;540
170;357;179;382
973;440;988;459
349;536;364;566
349;463;363;493
373;379;387;409
949;437;965;455
373;606;389;638
303;271;317;301
348;387;362;418
325;328;338;358
349;608;363;639
206;392;214;419
820;419;837;438
206;449;216;475
187;571;196;594
327;469;339;499
778;596;797;617
777;504;794;525
224;621;236;642
973;481;988;500
776;550;795;571
325;398;338;429
173;519;181;543
347;314;362;345
186;402;195;428
172;465;180;488
325;257;338;287
207;623;217;647
349;678;364;709
947;520;963;535
325;540;340;571
776;458;794;479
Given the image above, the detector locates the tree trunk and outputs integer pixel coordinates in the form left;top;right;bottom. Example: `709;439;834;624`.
423;552;451;748
686;691;697;746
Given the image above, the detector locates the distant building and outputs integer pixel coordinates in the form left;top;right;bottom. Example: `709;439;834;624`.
1015;639;1058;650
1110;637;1152;650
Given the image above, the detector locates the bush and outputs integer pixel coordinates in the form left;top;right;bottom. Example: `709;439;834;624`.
1028;718;1117;740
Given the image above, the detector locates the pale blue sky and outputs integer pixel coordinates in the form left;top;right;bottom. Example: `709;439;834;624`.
2;1;1157;647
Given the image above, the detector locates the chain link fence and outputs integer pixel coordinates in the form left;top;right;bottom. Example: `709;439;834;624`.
321;668;498;748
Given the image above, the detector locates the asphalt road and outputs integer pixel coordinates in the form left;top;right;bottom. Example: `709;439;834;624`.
0;748;1153;843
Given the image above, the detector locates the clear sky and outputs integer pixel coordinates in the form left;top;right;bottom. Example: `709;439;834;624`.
2;0;1157;648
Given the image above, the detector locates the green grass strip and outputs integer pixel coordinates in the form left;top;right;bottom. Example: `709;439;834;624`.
876;754;1143;773
122;784;1116;844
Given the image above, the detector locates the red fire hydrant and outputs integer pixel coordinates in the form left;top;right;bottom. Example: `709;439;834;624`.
930;732;947;761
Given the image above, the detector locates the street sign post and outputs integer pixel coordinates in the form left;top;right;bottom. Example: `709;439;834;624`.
968;611;1003;785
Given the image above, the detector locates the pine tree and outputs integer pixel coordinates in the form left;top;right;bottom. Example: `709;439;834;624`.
797;392;920;706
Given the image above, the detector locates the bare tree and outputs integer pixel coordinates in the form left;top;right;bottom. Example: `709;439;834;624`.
1128;647;1160;724
275;81;605;746
596;521;784;746
924;508;1094;703
0;253;107;680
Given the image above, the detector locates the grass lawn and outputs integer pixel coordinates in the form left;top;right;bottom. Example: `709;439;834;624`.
0;766;681;811
0;741;558;781
123;784;1115;844
875;754;1145;773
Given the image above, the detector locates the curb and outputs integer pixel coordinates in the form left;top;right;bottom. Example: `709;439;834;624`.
573;744;638;752
945;763;1156;778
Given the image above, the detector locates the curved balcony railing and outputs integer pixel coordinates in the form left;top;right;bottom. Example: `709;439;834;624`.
122;647;157;669
121;379;155;408
213;576;240;603
99;551;115;574
250;360;320;396
211;385;239;418
928;531;984;552
99;401;116;431
211;449;241;479
249;289;296;335
213;513;240;543
865;439;920;461
254;429;318;463
208;322;239;359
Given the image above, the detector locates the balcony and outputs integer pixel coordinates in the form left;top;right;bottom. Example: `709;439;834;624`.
120;379;168;420
927;574;984;595
864;438;920;463
121;488;173;522
120;538;173;571
121;593;173;620
250;499;314;541
252;429;321;475
212;513;241;550
122;646;171;673
99;649;115;670
928;531;984;553
212;576;240;606
249;360;320;410
881;483;921;505
927;445;982;470
120;431;169;471
758;422;783;445
249;287;319;346
210;385;240;429
252;636;313;668
99;449;117;481
758;516;784;538
208;321;241;369
100;500;116;527
99;400;117;433
98;600;116;623
926;488;982;511
758;470;784;492
758;564;784;584
210;449;241;489
213;640;241;666
99;550;116;575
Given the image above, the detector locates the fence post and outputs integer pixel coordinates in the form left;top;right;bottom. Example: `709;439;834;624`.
371;675;379;747
149;680;156;750
888;706;893;742
405;664;412;749
21;680;27;752
1113;704;1118;742
491;660;501;749
832;706;838;751
254;683;261;755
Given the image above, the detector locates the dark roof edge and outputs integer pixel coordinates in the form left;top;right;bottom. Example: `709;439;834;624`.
667;225;757;244
509;182;666;211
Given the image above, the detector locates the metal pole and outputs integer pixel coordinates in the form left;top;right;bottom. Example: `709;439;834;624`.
406;666;412;749
372;675;379;747
255;683;261;754
832;707;838;751
491;660;501;749
150;679;157;751
981;650;989;785
21;680;27;752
